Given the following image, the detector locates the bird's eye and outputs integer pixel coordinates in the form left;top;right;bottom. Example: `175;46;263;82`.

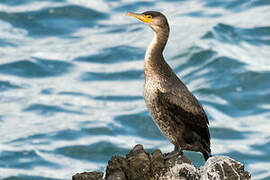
145;15;152;19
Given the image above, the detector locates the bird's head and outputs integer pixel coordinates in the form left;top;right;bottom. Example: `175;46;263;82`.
126;11;169;33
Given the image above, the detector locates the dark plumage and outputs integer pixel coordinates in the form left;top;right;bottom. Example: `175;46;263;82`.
126;11;211;160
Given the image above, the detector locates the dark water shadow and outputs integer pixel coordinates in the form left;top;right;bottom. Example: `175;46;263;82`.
0;5;108;37
94;95;142;101
202;23;270;46
0;81;21;92
49;127;114;141
81;127;114;136
0;39;16;47
222;150;270;165
58;91;142;102
251;141;270;157
185;11;222;18
0;0;65;6
23;103;83;116
102;24;135;34
55;141;130;162
112;1;155;12
114;112;165;140
210;127;250;140
79;70;143;81
0;58;73;78
74;45;144;64
200;0;270;11
261;175;270;180
0;150;60;170
174;46;270;118
3;175;60;180
174;49;217;74
7;133;49;145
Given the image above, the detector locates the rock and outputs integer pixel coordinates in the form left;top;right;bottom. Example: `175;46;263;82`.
200;156;251;180
72;171;104;180
161;163;200;180
72;144;251;180
105;156;128;180
150;149;165;177
125;144;151;179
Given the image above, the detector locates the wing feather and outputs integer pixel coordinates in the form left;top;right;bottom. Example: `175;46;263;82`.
157;90;210;141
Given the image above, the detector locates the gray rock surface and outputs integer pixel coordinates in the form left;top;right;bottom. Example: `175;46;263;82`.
200;156;251;180
72;171;104;180
72;144;251;180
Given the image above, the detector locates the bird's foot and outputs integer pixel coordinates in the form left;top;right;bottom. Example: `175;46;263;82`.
163;150;183;160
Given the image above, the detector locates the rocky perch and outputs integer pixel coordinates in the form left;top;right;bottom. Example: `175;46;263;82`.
72;144;251;180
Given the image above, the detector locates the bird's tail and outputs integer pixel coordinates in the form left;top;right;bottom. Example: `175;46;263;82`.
201;137;211;161
202;150;211;161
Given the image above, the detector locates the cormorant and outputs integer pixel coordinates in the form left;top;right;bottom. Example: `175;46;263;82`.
126;11;211;160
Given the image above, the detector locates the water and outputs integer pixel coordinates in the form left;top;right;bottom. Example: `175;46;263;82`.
0;0;269;179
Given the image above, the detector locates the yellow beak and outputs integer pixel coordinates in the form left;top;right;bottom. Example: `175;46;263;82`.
126;12;152;23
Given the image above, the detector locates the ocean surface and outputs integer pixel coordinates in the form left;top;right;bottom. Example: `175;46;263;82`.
0;0;269;179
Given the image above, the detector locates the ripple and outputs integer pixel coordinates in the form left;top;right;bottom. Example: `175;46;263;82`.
262;176;270;180
0;0;65;6
58;91;142;102
40;88;54;95
211;127;248;140
50;129;83;141
252;141;270;155
114;112;165;140
174;49;217;74
7;133;48;144
0;58;73;78
0;39;16;47
187;53;270;118
80;70;143;81
56;141;130;162
0;150;59;169
200;0;249;11
3;175;60;180
251;0;270;7
74;45;144;64
223;150;270;164
23;104;83;116
0;5;107;36
103;24;129;34
48;127;114;141
203;23;270;45
186;11;222;18
112;1;155;12
58;91;91;98
94;95;142;101
81;127;114;136
191;56;245;86
0;81;21;92
201;0;270;10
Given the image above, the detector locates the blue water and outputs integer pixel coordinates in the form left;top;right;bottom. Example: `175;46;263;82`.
0;0;269;179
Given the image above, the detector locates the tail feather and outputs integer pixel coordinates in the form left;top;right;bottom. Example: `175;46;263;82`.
201;136;211;161
202;150;211;160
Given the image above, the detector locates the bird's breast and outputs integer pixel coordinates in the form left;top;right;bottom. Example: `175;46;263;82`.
144;80;158;99
143;80;163;116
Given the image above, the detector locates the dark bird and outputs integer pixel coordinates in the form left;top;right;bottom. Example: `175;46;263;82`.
126;11;211;160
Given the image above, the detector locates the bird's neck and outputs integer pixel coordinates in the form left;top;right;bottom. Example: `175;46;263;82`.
144;27;170;80
145;29;169;61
